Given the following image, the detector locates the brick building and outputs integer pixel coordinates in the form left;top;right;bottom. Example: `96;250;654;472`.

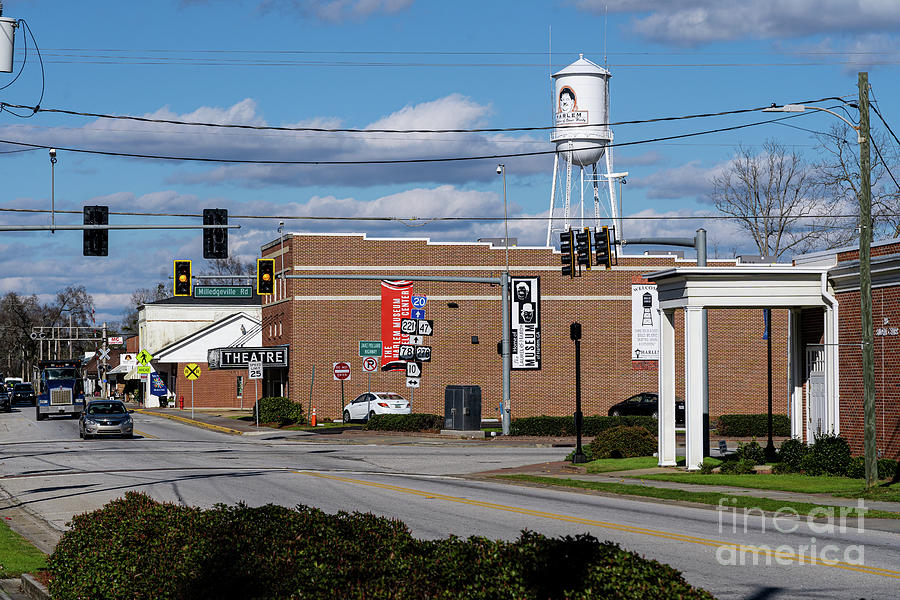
260;232;790;424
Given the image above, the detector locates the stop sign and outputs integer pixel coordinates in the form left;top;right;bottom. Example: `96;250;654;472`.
332;362;351;381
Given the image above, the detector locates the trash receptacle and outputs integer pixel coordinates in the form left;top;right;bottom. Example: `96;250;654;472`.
444;385;482;430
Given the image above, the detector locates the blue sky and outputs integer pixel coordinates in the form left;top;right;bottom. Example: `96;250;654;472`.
1;0;898;324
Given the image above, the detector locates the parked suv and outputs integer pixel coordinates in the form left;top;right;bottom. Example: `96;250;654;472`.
11;382;35;406
0;386;10;412
608;392;685;426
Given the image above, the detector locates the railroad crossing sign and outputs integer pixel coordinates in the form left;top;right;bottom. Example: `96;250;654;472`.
405;361;422;378
184;363;201;380
400;318;417;335
137;349;153;366
97;347;110;361
333;362;351;381
248;360;263;380
406;377;420;388
417;319;434;336
362;356;379;372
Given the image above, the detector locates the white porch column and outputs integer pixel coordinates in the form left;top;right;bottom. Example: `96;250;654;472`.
789;309;804;439
658;308;677;466
824;302;839;434
684;306;706;470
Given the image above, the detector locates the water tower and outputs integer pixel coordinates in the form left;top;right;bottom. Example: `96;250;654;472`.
546;54;623;246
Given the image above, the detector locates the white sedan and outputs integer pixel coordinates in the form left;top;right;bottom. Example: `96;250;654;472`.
343;392;410;423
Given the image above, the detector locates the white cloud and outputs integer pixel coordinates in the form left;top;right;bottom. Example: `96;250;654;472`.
260;0;414;22
0;95;550;188
578;1;900;46
618;208;750;258
628;159;727;201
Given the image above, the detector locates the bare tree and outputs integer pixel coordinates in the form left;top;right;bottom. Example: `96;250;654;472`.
202;256;254;285
711;140;848;258
0;292;43;378
121;282;168;333
814;123;900;241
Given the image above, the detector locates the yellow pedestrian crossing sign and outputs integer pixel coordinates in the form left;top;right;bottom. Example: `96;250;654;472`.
184;363;201;380
137;349;153;366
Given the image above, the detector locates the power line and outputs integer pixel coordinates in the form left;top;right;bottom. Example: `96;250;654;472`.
0;111;825;165
0;95;846;134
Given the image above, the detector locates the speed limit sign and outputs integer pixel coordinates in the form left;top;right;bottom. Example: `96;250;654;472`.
362;356;379;373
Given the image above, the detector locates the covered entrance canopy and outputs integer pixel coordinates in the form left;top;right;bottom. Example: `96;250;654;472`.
645;267;836;470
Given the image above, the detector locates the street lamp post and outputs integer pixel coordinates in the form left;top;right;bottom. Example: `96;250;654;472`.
496;164;511;435
765;74;877;486
49;149;57;233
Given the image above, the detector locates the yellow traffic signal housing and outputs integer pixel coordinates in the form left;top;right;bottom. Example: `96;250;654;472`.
257;258;275;295
174;260;192;296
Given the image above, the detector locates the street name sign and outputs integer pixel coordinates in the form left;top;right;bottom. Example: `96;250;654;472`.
194;286;253;298
359;341;383;357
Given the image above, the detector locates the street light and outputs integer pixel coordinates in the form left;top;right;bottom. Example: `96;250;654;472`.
497;164;509;273
765;76;877;487
496;163;511;435
49;148;57;233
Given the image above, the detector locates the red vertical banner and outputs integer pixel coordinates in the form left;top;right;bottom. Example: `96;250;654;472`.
381;280;413;362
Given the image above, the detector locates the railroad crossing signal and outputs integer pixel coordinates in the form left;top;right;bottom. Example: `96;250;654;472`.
559;228;575;278
257;258;275;295
203;208;228;259
174;260;192;296
83;205;108;256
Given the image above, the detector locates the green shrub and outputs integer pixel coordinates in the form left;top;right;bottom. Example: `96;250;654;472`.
879;458;898;480
48;492;714;600
735;440;767;465
587;426;656;459
777;438;808;470
364;413;443;432
799;433;852;476
253;396;304;426
771;462;795;474
698;461;716;474
845;457;897;480
845;456;866;479
719;458;757;475
715;414;791;437
511;415;657;437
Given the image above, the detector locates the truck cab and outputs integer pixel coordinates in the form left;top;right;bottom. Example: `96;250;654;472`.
36;360;85;420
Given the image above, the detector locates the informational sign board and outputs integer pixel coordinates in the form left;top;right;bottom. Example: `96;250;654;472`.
510;276;542;370
150;372;168;395
359;341;383;357
248;361;263;380
333;362;351;381
631;283;660;361
184;363;201;380
107;336;124;345
208;346;289;369
362;356;379;372
381;280;412;362
194;286;253;298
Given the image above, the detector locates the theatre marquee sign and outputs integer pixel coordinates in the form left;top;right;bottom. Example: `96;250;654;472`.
208;346;289;370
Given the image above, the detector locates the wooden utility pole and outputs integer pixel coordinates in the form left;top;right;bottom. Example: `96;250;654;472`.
858;72;877;488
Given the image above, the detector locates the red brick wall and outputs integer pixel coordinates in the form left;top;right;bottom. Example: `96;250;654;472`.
837;241;900;263
171;363;255;409
261;234;791;423
837;287;900;458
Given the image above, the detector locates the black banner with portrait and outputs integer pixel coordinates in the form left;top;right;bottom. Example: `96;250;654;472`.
510;276;541;370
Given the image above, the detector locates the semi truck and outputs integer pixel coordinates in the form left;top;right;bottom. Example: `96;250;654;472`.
36;359;85;420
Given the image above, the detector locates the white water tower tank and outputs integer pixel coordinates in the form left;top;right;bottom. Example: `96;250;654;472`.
551;55;612;167
0;17;15;73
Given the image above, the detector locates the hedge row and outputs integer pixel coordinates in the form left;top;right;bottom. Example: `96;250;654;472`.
253;397;304;426
48;492;713;600
364;413;444;432
511;415;657;437
774;434;898;479
715;414;791;437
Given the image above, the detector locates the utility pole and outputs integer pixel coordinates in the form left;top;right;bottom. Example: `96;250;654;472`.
858;72;877;488
101;322;108;399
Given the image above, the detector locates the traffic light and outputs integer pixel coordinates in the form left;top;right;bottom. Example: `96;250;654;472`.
559;228;575;278
174;260;192;297
83;205;108;256
203;208;228;259
257;258;275;295
594;226;617;269
575;227;592;270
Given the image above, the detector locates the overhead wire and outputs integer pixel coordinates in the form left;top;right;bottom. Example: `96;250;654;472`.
0;19;44;119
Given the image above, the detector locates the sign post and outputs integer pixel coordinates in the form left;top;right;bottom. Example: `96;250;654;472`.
184;363;201;419
333;362;351;416
361;356;379;394
249;360;262;428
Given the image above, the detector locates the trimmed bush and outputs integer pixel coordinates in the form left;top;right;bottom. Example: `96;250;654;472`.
799;433;852;476
715;414;791;437
511;415;657;437
253;396;304;426
846;457;897;480
48;492;714;600
587;425;656;459
777;438;808;471
364;413;443;432
718;458;757;475
735;440;767;465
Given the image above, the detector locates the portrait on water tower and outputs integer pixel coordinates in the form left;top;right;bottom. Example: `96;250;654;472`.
558;86;577;113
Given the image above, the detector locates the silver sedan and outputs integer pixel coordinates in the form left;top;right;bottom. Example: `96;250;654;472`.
79;399;134;439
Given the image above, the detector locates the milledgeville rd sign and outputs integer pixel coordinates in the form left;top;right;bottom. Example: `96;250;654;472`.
208;346;289;369
194;286;253;298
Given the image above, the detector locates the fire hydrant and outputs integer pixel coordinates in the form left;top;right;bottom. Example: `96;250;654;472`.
179;395;184;410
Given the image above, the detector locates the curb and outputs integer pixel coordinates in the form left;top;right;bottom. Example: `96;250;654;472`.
19;574;49;600
136;410;243;435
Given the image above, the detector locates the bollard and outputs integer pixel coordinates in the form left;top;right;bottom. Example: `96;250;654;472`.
311;407;317;427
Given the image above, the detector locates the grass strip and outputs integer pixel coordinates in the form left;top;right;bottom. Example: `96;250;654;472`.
0;519;47;578
494;474;900;519
585;456;660;473
631;472;900;502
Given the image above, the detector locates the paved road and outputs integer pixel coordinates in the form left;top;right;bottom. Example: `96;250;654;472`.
2;408;899;599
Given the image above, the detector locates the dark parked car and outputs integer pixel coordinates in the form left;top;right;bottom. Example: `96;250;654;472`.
608;392;685;426
79;399;134;439
11;382;35;406
0;386;9;412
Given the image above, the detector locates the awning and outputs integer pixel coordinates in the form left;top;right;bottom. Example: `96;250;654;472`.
106;364;132;375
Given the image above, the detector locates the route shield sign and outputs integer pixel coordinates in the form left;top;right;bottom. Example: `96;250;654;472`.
359;341;383;357
400;318;417;335
405;361;422;378
415;346;432;362
398;344;415;361
362;356;379;372
417;319;434;336
411;295;427;309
